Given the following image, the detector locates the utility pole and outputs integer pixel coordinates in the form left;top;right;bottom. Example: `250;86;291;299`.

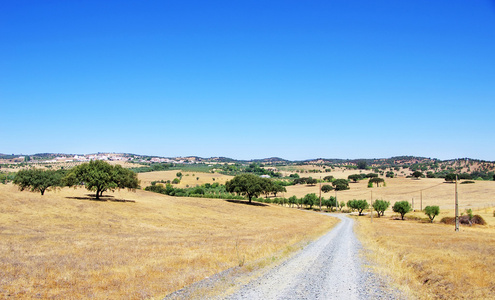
319;176;322;212
455;175;459;232
370;190;373;223
335;189;337;211
420;190;423;211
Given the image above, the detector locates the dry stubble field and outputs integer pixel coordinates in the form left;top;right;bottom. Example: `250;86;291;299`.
0;183;337;299
138;170;233;188
285;177;495;211
355;214;495;299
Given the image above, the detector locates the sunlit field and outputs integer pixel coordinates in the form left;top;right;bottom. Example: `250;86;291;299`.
355;211;495;299
285;177;495;211
138;170;233;188
0;183;336;299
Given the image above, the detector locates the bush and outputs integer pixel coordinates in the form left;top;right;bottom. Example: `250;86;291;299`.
460;181;475;184
440;217;455;224
440;215;486;225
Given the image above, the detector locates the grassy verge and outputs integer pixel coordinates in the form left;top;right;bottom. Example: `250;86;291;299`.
354;210;495;299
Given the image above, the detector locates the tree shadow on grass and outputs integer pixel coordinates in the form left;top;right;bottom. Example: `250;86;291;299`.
66;194;136;203
226;200;268;207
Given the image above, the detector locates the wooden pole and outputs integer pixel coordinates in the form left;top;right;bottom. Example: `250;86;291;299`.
335;189;337;211
370;190;373;223
455;175;459;232
319;176;322;212
420;190;423;211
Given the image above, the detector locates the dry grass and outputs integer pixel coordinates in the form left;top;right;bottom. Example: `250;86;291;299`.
285;177;495;211
355;212;495;299
0;183;336;299
138;171;233;188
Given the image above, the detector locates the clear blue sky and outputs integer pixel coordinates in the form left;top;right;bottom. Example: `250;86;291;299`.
1;1;494;161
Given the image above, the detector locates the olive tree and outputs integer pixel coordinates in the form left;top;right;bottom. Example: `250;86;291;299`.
347;199;369;216
392;201;412;220
303;193;318;209
372;199;390;217
424;206;440;223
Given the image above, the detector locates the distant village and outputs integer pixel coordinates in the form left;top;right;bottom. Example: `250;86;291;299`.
0;153;200;166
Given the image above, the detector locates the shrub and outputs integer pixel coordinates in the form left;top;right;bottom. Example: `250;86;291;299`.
441;215;486;225
460;181;475;184
440;216;455;224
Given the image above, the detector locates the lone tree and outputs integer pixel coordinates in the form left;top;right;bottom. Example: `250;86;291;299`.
424;206;440;223
372;199;390;217
392;201;412;220
13;168;64;195
64;160;139;200
368;177;385;187
225;174;265;203
321;184;334;193
332;179;349;191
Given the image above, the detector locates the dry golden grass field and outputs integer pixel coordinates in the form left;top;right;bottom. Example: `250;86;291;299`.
285;177;495;211
0;183;336;299
138;171;233;188
355;212;495;299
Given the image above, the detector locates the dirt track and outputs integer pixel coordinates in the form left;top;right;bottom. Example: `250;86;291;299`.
226;214;403;299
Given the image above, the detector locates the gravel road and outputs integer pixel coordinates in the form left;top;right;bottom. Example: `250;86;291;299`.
225;213;401;300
